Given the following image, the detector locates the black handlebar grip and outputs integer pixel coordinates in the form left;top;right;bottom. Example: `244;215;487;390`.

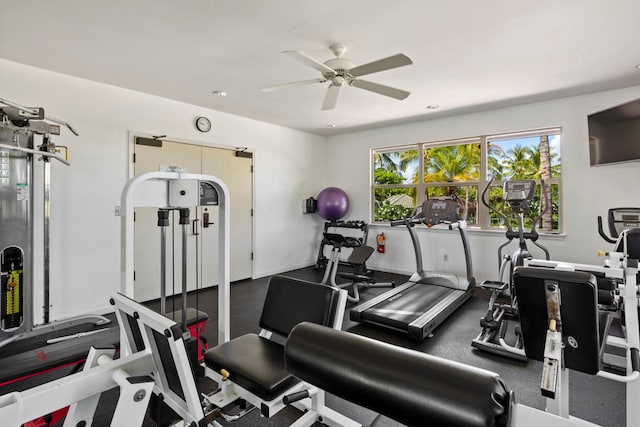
283;390;310;405
157;209;170;227
390;219;407;227
631;348;640;373
597;216;617;244
179;208;190;225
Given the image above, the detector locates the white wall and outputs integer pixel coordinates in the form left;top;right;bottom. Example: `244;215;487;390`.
327;86;640;282
4;56;640;320
0;58;328;320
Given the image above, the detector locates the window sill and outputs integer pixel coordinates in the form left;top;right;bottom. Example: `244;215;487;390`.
369;222;566;240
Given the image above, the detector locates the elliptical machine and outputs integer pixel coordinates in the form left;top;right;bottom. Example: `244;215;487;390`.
471;177;550;361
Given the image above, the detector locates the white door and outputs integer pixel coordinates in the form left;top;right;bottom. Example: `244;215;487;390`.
202;147;253;281
133;139;253;302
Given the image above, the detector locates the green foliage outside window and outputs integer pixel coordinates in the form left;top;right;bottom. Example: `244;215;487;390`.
371;130;562;231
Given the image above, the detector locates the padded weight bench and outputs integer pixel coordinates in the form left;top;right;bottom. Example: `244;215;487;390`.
203;275;358;425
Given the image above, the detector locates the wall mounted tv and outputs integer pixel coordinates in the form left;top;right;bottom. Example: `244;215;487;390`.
588;98;640;166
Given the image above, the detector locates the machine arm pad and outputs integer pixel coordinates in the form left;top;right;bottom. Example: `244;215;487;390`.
285;322;511;427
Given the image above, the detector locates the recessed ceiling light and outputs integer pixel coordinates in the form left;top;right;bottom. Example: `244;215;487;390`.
426;104;439;110
212;90;228;97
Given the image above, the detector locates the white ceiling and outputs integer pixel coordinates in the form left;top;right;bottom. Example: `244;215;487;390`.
2;0;640;136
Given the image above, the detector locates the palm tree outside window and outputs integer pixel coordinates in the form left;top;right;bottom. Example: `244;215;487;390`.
371;128;562;232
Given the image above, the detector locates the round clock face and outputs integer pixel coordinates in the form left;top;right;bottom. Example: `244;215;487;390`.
196;116;211;132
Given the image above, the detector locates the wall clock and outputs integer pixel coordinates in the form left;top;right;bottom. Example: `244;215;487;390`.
195;116;212;133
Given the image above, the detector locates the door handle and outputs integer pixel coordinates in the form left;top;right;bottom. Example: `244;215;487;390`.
192;218;200;235
203;211;210;228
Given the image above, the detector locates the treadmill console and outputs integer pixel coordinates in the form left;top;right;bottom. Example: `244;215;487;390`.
422;198;460;227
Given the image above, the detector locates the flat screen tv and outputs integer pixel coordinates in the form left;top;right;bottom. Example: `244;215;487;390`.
588;98;640;166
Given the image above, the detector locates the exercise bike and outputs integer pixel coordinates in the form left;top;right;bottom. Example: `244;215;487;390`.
471;178;550;361
597;207;640;260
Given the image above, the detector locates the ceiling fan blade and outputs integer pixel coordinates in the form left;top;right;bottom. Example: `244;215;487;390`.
349;54;413;77
350;79;410;100
260;78;325;92
283;50;336;75
321;84;342;110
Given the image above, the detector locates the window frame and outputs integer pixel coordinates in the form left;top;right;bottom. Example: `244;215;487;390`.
371;128;562;233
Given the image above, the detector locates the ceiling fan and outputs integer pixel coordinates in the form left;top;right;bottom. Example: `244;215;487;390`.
261;44;413;110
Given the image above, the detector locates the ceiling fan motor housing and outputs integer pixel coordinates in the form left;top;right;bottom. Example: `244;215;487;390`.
323;58;355;79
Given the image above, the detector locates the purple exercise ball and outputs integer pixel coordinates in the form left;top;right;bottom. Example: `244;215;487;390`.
316;187;350;220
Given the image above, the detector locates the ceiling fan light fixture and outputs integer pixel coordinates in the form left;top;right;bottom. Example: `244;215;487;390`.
332;76;346;86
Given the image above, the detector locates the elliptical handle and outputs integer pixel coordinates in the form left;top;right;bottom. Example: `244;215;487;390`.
597;215;617;244
481;176;511;232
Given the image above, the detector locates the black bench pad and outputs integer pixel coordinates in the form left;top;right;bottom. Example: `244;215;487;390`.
204;333;299;401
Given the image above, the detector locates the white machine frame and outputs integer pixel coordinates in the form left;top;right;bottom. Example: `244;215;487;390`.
526;253;640;426
119;170;231;344
0;292;207;426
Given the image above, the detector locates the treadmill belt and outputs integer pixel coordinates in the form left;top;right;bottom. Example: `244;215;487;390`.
361;284;453;331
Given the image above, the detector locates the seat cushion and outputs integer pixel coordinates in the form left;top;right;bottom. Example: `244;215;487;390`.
204;333;299;401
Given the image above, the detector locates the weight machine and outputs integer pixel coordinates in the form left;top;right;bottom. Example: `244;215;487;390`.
519;253;640;425
0;98;116;395
0;293;210;426
119;170;231;346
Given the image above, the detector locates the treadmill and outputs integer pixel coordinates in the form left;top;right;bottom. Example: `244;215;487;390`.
350;198;475;340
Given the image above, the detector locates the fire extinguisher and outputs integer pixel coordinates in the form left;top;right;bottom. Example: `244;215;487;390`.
377;232;386;253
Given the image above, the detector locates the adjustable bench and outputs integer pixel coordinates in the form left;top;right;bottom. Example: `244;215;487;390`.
203;275;357;425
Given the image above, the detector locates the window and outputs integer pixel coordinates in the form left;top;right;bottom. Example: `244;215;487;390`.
371;128;562;232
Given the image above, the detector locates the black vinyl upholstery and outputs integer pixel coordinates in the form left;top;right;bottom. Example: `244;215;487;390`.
513;267;602;375
259;275;340;336
204;275;341;401
285;322;511;427
204;334;299;401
